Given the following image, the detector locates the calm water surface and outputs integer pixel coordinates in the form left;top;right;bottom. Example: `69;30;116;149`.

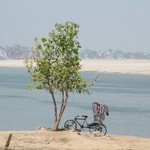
0;67;150;137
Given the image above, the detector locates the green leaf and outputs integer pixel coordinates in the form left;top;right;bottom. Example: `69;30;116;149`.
34;37;38;42
41;38;47;43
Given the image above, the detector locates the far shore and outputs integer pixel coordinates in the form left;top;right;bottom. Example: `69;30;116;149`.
0;59;150;75
0;130;150;150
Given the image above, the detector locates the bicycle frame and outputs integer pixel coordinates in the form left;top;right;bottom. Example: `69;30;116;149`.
74;115;89;129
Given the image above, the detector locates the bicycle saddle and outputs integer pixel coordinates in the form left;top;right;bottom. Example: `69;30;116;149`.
82;115;88;118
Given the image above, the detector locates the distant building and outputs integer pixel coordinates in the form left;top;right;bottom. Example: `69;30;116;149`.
0;50;7;59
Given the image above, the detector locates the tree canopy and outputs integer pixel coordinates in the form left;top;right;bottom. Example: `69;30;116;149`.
25;21;92;130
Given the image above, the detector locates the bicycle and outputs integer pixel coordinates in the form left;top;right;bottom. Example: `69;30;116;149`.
64;115;107;135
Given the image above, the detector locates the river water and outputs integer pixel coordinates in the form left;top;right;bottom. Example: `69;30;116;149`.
0;67;150;137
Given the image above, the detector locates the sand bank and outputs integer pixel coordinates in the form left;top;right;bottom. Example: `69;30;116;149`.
0;130;150;150
0;59;150;75
0;59;25;68
81;59;150;75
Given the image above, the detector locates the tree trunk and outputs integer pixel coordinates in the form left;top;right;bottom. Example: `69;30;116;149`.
54;117;61;131
53;91;68;131
54;120;59;131
53;104;66;131
51;92;58;130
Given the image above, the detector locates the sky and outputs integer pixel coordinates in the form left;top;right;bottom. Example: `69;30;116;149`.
0;0;150;52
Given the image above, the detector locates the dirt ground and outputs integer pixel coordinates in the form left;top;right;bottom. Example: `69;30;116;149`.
0;130;150;150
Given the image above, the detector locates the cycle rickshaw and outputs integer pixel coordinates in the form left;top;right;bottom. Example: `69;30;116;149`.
64;102;109;136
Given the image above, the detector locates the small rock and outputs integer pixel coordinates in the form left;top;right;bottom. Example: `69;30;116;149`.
36;126;47;131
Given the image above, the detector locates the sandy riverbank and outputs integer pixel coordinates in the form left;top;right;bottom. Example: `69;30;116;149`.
81;59;150;75
0;59;150;75
0;60;25;68
0;130;150;150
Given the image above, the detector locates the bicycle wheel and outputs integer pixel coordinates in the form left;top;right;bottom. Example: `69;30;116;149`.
98;123;107;136
89;123;107;136
89;123;100;133
64;120;77;130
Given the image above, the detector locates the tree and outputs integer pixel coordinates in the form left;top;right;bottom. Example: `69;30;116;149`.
25;21;91;131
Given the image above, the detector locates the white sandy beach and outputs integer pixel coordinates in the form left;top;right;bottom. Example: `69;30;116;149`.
0;59;150;75
81;59;150;75
0;130;150;150
0;59;25;68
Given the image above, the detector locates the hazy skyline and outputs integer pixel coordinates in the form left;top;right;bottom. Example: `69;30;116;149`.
0;0;150;52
